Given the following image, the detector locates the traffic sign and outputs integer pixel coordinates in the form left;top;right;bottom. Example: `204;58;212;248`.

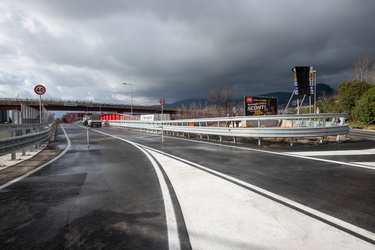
159;98;166;105
34;85;46;95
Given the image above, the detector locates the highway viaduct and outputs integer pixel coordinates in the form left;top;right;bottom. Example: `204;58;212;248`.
0;98;177;114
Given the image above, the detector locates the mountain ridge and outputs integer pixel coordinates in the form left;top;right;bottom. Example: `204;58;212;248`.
163;83;335;108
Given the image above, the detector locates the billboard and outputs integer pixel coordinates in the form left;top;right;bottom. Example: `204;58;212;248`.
244;96;278;116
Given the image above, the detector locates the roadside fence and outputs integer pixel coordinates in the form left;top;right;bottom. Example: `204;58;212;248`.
0;122;56;160
109;113;349;146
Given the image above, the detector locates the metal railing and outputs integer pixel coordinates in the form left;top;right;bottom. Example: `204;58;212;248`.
0;97;176;111
0;122;56;158
109;113;349;146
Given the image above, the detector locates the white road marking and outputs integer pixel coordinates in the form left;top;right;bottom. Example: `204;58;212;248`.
145;147;375;249
0;125;71;190
352;162;375;168
94;130;181;250
290;149;375;156
94;128;375;249
163;135;375;170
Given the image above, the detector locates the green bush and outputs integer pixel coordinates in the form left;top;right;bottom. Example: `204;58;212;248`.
338;80;373;114
352;87;375;124
316;98;339;113
337;80;374;121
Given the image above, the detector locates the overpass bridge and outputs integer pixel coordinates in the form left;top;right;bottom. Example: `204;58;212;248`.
0;98;177;114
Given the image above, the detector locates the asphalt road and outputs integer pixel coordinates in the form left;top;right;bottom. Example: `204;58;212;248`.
0;124;374;249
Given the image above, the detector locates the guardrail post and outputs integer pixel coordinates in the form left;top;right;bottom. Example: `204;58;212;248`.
35;124;42;149
21;128;27;156
49;123;56;142
10;130;16;160
336;116;345;141
290;138;294;146
258;138;262;146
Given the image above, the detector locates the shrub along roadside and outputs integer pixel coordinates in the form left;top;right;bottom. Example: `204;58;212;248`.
351;87;375;125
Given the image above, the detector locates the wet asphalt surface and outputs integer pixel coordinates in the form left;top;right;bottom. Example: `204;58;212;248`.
0;124;374;249
0;124;168;249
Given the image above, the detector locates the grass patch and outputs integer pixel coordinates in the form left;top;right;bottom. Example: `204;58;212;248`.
349;121;375;130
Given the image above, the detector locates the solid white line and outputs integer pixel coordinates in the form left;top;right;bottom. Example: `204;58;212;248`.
93;129;181;250
291;149;375;156
93;128;375;243
0;124;72;190
96;126;375;170
161;134;375;170
352;162;375;167
141;144;375;243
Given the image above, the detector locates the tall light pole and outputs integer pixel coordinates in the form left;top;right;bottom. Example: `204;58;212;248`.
123;83;133;116
95;98;102;114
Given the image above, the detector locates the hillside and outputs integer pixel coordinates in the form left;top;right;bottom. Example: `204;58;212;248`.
165;83;335;108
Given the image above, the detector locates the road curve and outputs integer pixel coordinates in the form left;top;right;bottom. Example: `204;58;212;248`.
0;124;374;249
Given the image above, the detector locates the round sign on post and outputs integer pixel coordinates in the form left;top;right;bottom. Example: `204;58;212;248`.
34;85;46;95
159;98;166;105
159;98;166;142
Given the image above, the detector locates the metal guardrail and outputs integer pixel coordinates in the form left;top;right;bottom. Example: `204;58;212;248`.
0;122;56;157
108;113;349;146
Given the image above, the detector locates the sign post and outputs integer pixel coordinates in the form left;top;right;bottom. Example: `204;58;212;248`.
159;98;166;141
34;85;46;123
292;66;316;114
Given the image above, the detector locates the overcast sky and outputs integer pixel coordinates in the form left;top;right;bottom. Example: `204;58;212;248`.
1;0;374;106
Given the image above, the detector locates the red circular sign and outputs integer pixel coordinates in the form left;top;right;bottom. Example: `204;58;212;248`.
159;98;166;105
34;85;46;95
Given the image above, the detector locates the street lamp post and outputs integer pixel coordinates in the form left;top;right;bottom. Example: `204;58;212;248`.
95;99;102;114
123;83;133;116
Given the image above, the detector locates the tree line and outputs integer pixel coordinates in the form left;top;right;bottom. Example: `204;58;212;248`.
316;55;375;125
175;55;375;125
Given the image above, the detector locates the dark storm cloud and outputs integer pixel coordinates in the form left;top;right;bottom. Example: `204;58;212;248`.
0;0;374;105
